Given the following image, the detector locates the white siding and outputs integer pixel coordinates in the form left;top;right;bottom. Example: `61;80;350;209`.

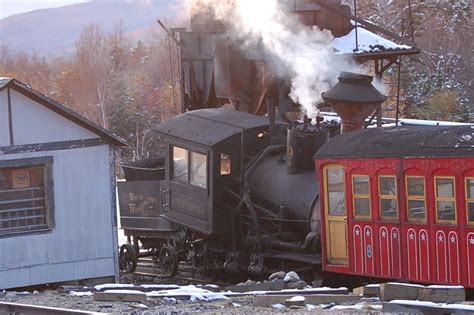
0;89;10;147
0;145;116;288
10;89;99;145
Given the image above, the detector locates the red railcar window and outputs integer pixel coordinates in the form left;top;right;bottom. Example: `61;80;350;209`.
467;178;474;224
435;177;456;224
326;168;346;215
379;176;398;219
406;176;426;222
352;175;370;218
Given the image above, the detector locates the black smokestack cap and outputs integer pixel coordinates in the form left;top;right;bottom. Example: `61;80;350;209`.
322;71;386;104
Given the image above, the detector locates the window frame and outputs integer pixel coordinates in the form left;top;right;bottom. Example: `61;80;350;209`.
434;176;457;225
405;175;427;223
0;156;54;237
378;175;399;221
466;177;474;226
351;174;371;219
323;165;346;217
170;145;208;190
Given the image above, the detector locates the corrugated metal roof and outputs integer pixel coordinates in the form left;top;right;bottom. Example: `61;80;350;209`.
315;126;474;159
155;108;269;146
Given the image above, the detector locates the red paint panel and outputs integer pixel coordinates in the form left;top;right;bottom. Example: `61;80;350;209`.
364;226;374;275
407;228;418;280
448;231;460;284
390;227;401;278
468;232;474;287
353;225;364;274
435;230;448;283
379;226;390;277
418;229;430;281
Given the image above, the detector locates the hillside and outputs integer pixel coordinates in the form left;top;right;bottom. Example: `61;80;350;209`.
0;0;182;57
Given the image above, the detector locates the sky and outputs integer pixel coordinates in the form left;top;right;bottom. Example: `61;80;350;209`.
0;0;89;19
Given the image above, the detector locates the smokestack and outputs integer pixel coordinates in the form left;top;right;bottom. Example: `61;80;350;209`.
322;72;386;133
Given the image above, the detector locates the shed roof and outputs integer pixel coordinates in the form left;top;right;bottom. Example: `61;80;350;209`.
332;24;420;58
154;108;269;146
0;78;126;146
315;125;474;159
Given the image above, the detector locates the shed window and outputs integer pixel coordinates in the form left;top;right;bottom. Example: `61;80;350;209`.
0;158;53;236
466;178;474;224
326;167;346;215
435;177;456;223
352;175;370;218
406;176;426;222
379;176;398;219
172;146;207;190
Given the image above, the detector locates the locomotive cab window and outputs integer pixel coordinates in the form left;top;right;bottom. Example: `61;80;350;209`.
379;176;398;220
466;178;474;224
172;146;188;183
352;175;370;218
435;177;456;224
325;167;346;215
406;176;426;222
220;154;231;176
0;157;53;236
171;146;207;189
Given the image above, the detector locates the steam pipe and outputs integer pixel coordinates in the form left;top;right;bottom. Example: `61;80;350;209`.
243;145;286;252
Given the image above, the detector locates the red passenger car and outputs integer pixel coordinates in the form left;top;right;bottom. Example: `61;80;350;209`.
315;125;474;288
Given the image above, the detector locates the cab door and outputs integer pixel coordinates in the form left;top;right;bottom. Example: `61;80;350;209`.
323;165;348;265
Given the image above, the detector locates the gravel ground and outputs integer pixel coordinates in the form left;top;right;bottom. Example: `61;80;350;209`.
0;274;384;314
1;290;383;314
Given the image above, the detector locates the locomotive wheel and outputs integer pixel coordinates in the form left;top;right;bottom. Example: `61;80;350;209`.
158;246;178;277
119;243;137;273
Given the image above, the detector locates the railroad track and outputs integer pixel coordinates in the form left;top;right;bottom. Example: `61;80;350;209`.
0;302;101;315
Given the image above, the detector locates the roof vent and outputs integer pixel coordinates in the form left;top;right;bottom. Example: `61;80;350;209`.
322;71;386;133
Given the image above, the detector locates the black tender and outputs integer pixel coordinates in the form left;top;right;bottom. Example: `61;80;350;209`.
315;125;474;159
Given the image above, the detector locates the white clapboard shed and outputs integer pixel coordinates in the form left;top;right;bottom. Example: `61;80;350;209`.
0;78;126;289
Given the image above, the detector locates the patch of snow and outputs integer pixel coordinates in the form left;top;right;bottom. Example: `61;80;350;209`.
140;284;180;289
145;285;228;302
306;303;316;311
365;284;380;288
69;291;93;297
272;303;285;309
203;284;219;288
332;302;368;310
460;134;472;141
289;295;305;302
333;26;412;55
232;302;241;307
427;285;464;289
95;283;135;291
162;297;176;303
386;282;425;288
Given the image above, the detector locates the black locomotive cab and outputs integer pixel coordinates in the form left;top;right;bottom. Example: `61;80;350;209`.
155;108;270;235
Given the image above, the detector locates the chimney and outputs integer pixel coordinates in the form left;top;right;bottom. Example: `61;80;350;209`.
322;72;386;133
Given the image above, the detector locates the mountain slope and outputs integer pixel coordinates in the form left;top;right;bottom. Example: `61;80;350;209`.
0;0;182;57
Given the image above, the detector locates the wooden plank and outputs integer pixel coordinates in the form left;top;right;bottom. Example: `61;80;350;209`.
379;283;424;301
93;291;146;302
253;294;361;307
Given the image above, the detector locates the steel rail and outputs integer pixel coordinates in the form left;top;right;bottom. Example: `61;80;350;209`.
0;302;102;315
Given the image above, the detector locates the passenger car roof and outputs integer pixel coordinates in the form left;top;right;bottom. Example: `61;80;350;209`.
154;108;269;146
315;126;474;159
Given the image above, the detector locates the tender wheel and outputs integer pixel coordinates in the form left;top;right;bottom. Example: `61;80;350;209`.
119;243;137;273
158;246;178;277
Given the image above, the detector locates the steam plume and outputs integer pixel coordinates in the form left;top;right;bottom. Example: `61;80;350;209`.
187;0;364;118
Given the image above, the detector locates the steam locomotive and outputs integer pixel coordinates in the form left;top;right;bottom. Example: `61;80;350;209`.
118;72;474;288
